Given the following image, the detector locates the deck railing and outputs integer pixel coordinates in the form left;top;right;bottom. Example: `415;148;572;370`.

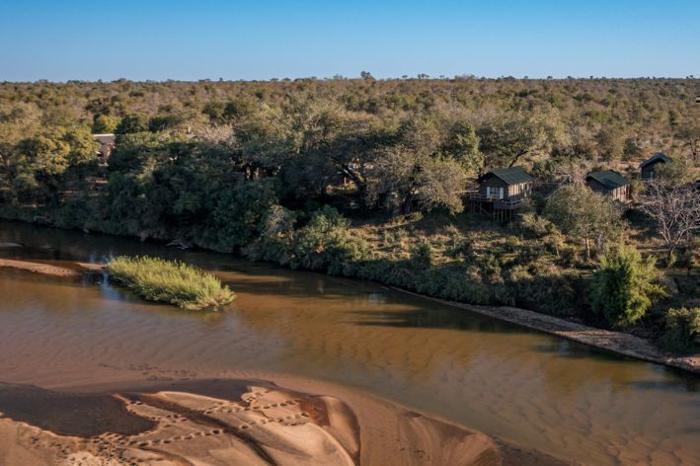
464;191;524;210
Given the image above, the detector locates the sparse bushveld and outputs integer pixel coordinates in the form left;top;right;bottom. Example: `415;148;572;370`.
106;256;235;311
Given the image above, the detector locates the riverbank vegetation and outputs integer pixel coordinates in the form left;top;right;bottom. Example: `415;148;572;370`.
106;256;235;310
661;307;700;353
0;77;699;353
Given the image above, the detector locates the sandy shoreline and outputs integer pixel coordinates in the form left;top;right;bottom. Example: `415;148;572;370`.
0;258;82;277
0;377;570;466
0;258;104;277
394;288;700;374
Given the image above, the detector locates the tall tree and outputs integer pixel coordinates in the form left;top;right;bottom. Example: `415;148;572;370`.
639;183;700;261
544;184;623;259
441;121;484;176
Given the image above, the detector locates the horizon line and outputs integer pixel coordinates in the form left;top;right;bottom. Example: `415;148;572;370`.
2;75;699;85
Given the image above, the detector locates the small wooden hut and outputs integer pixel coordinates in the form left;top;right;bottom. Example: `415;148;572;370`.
466;167;534;220
640;152;672;180
586;170;630;202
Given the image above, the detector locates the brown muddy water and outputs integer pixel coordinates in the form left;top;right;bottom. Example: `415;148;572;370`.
0;220;698;465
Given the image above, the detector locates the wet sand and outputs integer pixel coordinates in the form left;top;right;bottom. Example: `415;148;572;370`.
0;378;567;466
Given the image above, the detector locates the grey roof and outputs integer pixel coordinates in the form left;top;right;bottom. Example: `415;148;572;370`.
586;170;629;189
640;152;672;168
481;166;534;185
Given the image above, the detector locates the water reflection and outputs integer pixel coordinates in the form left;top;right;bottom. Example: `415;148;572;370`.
1;220;699;465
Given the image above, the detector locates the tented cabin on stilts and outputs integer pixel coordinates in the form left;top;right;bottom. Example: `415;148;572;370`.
465;167;534;222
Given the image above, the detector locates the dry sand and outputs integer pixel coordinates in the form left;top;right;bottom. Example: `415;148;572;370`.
0;378;568;466
0;258;81;278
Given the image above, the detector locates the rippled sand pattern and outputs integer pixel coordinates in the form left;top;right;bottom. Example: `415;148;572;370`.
4;379;543;466
0;221;699;465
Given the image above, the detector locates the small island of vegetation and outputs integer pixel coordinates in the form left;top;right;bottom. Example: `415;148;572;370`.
106;256;235;311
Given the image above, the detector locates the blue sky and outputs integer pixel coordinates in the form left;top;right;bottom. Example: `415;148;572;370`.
1;1;698;81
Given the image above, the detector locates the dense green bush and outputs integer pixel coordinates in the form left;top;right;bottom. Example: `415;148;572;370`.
505;263;577;315
290;206;371;275
107;256;235;311
660;307;700;353
198;180;278;252
589;245;664;328
243;205;298;266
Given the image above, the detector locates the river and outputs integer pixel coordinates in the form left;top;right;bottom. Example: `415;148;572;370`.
0;220;698;465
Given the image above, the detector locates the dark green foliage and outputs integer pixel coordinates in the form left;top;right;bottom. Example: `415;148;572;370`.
107;132;170;173
200;180;278;252
660;307;700;353
290;206;370;275
441;121;483;175
243;205;298;265
148;114;184;132
63;128;100;167
590;245;664;328
115;114;148;134
504;263;577;316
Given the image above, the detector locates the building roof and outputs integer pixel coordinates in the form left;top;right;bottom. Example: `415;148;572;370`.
480;166;533;185
640;152;671;168
586;170;629;190
93;133;116;145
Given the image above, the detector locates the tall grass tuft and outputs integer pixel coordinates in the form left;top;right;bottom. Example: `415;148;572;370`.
107;256;235;311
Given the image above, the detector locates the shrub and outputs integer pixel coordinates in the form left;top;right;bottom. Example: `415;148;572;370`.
200;180;278;252
505;263;577;316
446;237;475;261
114;114;148;134
291;206;370;275
107;256;235;311
520;212;556;237
589;245;664;328
92;114;120;133
410;242;434;267
243;205;297;265
439;268;492;304
660;307;700;353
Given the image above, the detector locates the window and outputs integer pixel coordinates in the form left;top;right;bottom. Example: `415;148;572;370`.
486;186;504;199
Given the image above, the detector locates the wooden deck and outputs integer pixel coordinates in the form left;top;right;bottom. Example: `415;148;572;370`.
464;192;525;210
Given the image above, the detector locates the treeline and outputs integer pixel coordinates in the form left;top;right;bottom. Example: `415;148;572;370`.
0;78;699;353
1;78;699;213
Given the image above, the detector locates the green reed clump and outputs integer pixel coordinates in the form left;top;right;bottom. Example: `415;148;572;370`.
107;256;235;311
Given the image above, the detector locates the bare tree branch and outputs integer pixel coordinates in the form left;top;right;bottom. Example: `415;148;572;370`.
639;183;700;257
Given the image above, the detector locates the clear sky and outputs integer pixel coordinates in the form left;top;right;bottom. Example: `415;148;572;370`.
1;0;698;82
